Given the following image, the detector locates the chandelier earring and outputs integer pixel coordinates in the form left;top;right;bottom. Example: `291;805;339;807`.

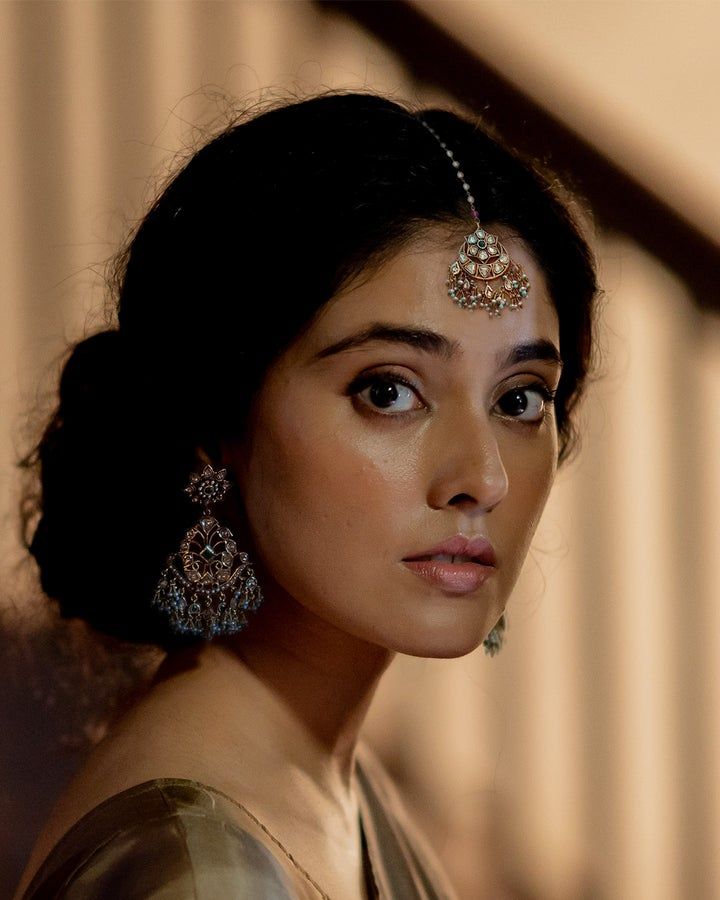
152;463;263;639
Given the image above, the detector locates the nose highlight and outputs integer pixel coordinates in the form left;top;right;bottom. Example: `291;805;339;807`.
427;423;509;514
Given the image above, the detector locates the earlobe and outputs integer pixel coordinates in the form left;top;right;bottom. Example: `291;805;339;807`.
217;437;250;496
194;445;215;468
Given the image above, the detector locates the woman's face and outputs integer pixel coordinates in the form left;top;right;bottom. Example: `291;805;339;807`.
224;225;561;658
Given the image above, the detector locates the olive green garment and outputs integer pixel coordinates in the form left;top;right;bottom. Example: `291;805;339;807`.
20;743;458;899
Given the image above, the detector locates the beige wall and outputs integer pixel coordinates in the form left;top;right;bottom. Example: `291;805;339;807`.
416;0;720;246
2;3;719;898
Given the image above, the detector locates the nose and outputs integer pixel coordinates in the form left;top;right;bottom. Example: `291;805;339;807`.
426;410;509;515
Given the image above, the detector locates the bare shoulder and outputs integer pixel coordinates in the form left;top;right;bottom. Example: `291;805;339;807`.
15;723;176;897
14;706;278;899
15;777;303;899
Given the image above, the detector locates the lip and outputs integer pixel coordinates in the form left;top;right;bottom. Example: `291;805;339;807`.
401;559;495;593
401;534;497;594
403;534;497;566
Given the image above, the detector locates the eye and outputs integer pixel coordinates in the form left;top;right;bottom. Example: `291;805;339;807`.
347;372;424;415
495;382;556;424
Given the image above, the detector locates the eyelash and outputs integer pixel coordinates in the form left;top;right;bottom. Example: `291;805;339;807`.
345;370;557;426
346;372;421;416
496;382;557;426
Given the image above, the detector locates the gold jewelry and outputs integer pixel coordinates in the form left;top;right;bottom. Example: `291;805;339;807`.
420;119;531;317
152;464;264;638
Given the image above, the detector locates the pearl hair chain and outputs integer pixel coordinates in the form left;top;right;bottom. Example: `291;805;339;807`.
420;118;530;317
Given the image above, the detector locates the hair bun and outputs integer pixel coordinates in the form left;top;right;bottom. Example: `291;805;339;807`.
26;326;197;646
57;330;128;424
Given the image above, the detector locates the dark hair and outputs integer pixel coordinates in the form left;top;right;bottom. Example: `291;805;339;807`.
21;90;599;648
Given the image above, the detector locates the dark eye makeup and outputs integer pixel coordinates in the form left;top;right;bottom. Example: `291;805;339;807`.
345;371;423;415
495;382;557;425
345;369;557;425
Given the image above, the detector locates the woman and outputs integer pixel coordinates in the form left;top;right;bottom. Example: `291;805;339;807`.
15;91;597;899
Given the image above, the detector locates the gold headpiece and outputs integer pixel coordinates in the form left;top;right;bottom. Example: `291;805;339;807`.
420;119;530;317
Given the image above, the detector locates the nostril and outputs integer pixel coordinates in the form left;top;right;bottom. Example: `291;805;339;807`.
448;493;476;506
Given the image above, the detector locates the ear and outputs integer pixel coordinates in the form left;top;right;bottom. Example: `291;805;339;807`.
213;439;253;543
193;446;215;468
191;435;227;470
217;437;249;496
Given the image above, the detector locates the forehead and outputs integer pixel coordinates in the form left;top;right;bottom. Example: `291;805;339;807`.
307;225;560;359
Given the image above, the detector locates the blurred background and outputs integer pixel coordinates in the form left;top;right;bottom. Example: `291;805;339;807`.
1;2;719;898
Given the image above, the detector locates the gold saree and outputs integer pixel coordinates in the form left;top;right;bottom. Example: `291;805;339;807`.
21;744;458;899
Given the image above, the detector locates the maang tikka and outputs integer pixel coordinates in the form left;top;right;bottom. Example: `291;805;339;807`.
420;119;530;317
152;464;263;639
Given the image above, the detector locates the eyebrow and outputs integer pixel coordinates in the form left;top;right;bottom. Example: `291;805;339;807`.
313;323;459;361
312;322;563;370
498;338;563;370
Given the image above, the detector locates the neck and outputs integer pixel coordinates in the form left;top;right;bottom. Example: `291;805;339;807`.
150;590;394;804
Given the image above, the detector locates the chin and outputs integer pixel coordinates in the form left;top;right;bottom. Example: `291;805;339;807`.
370;589;505;659
403;642;484;660
382;623;491;660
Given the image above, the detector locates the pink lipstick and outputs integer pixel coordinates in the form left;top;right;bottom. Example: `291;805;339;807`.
402;534;497;594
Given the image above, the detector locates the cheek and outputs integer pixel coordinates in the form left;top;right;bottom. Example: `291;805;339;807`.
500;426;558;558
240;393;416;612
